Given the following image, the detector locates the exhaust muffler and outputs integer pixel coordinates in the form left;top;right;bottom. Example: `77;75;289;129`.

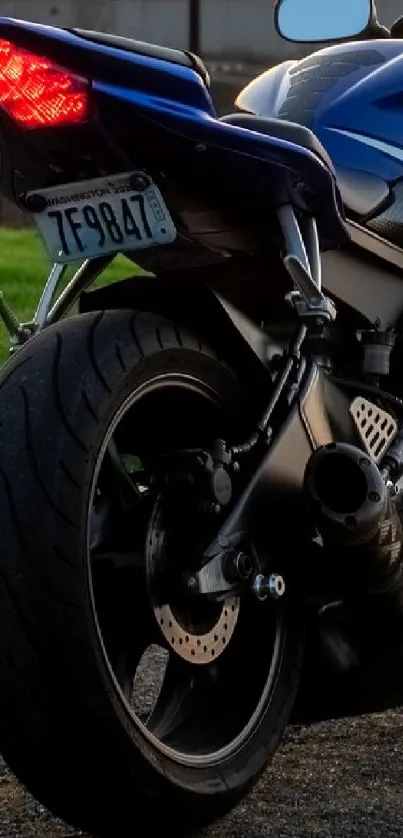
304;442;403;667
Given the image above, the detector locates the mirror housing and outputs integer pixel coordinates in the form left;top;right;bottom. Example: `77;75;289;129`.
275;0;376;43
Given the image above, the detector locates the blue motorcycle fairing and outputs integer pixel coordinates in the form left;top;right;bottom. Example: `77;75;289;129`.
0;16;348;250
237;40;403;188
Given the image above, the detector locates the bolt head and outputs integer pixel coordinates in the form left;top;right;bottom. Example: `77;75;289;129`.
24;193;47;213
130;174;150;192
252;573;267;601
187;575;199;594
268;574;286;600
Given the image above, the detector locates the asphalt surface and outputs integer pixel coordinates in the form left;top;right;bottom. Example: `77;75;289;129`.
1;708;403;838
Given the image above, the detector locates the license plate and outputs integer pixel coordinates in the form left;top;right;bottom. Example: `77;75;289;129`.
27;172;177;264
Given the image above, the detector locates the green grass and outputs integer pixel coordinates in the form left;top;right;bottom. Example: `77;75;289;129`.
0;228;141;362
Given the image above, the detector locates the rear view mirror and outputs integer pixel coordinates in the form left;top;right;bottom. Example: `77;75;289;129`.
275;0;373;43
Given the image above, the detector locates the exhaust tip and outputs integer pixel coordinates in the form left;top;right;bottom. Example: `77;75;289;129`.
304;443;386;539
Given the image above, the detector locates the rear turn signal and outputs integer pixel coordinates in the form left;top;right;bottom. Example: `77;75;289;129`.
0;38;89;129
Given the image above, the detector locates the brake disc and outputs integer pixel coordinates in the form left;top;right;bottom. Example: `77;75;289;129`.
146;499;240;664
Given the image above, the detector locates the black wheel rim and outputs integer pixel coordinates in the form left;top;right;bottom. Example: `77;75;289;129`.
87;372;286;766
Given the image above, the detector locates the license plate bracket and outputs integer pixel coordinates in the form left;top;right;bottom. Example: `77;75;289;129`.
26;171;177;264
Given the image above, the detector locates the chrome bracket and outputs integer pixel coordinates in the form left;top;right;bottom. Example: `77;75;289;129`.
278;204;337;325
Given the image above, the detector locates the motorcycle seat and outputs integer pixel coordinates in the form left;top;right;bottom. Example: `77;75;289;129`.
220;113;334;172
70;28;210;88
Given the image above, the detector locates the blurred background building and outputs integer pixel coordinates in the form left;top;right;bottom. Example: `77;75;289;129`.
1;0;401;62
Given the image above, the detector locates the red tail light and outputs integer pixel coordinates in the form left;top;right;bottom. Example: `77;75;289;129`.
0;38;89;129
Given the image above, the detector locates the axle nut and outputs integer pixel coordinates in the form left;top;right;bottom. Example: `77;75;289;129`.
252;573;286;601
268;574;286;599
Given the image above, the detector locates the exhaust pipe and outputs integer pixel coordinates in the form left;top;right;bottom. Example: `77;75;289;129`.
304;443;403;665
304;442;398;546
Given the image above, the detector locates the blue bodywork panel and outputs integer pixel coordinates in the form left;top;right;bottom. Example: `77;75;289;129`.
237;39;403;247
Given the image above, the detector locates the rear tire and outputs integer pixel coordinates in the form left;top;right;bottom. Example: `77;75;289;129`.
0;310;303;835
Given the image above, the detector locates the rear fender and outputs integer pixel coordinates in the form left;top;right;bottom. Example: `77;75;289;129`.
79;275;280;396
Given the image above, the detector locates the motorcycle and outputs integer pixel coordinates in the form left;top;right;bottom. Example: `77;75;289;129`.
0;3;399;836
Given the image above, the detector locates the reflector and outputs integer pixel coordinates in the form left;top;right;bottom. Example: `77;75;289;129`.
0;38;89;128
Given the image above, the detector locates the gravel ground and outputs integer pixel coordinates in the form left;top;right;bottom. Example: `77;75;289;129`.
1;709;403;838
